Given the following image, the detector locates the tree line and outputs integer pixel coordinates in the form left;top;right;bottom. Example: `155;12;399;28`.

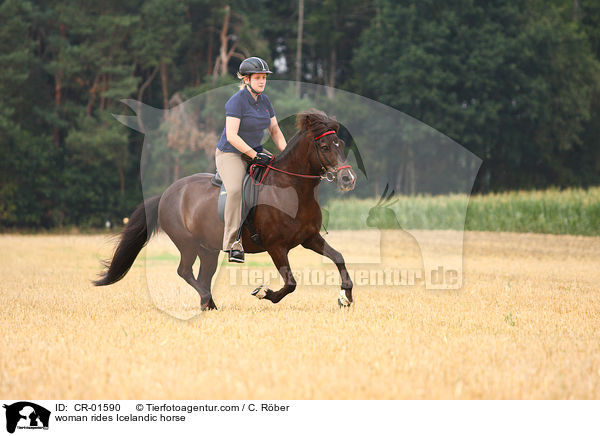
1;0;599;228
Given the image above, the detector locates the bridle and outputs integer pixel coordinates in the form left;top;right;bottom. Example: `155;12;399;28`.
312;130;352;182
250;130;352;185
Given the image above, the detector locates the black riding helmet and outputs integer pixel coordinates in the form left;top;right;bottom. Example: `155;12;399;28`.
239;57;273;75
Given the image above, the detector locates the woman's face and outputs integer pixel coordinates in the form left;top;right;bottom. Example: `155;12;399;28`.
247;73;267;93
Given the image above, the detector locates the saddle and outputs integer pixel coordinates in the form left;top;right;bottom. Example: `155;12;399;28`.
210;162;268;246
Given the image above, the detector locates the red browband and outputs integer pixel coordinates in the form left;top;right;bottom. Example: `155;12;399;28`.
314;130;336;140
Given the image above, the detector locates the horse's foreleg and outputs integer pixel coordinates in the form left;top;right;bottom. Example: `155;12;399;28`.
253;246;296;304
302;233;353;306
197;250;219;310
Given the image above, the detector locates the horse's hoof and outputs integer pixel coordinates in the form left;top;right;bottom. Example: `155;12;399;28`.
251;284;268;299
201;301;218;311
338;289;352;308
337;298;352;308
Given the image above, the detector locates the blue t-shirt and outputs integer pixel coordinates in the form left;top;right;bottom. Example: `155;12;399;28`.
216;87;275;153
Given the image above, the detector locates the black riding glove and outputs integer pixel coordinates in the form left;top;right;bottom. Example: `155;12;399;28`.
252;152;272;166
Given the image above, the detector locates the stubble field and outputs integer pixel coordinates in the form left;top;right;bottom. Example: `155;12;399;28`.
1;230;599;399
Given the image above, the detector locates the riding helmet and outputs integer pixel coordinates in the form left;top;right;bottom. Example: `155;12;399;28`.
239;57;273;75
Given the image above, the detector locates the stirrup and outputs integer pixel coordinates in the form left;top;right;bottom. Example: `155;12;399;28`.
228;239;244;263
228;249;244;263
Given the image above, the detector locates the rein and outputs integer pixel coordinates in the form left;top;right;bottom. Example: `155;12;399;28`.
249;130;352;185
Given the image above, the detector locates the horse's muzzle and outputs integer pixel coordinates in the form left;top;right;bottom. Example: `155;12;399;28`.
337;167;356;191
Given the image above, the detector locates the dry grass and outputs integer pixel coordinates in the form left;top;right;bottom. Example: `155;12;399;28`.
0;230;599;399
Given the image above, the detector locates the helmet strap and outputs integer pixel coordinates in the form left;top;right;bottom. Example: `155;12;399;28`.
245;82;261;97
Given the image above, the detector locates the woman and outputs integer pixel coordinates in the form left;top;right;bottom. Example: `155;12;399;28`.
215;56;287;263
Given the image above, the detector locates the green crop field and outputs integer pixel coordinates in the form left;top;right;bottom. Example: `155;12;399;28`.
324;186;600;235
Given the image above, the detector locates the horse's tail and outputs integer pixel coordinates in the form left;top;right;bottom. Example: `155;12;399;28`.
93;194;162;286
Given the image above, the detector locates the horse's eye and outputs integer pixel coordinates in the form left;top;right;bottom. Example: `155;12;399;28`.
321;145;330;151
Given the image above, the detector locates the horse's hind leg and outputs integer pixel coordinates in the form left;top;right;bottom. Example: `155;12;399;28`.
197;249;219;310
176;246;213;311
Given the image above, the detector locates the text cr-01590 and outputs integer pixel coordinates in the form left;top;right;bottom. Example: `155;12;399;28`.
74;403;121;412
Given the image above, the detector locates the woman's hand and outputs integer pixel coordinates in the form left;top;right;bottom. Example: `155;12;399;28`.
252;152;272;166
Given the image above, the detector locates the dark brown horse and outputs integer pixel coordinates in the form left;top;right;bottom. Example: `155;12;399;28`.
94;109;357;310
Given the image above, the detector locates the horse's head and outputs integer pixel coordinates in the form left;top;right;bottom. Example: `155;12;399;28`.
297;109;356;191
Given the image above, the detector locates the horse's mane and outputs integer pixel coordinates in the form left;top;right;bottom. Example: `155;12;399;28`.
272;131;301;164
272;109;339;164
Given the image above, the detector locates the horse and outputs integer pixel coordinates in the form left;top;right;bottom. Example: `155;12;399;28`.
93;109;357;310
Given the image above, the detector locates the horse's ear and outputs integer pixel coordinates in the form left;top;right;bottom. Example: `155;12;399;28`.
296;111;316;132
297;109;327;134
296;112;308;132
330;117;340;133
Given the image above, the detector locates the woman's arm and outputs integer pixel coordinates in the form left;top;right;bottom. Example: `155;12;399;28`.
268;116;287;152
225;116;258;159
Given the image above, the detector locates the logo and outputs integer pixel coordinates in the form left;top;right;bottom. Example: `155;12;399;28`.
3;402;50;434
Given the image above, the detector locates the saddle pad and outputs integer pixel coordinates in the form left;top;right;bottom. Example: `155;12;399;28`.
215;172;262;223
